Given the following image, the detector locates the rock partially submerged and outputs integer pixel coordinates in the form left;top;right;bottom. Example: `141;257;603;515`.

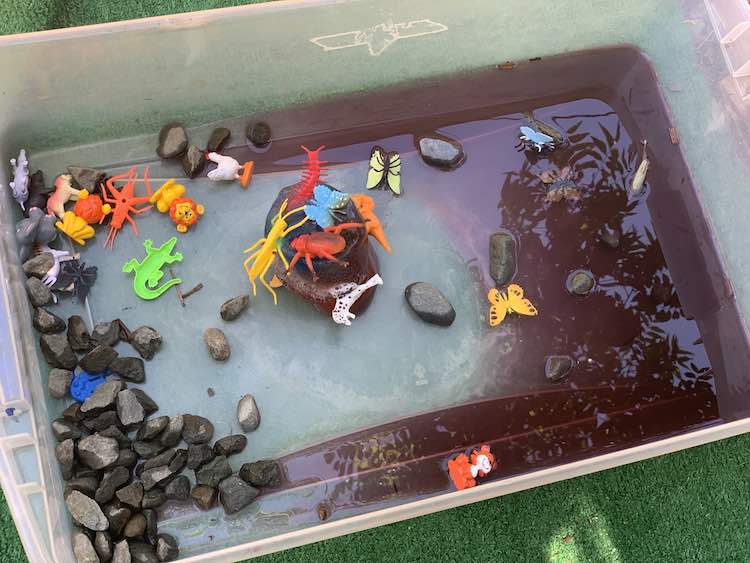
66;490;108;530
567;270;595;296
48;368;72;398
130;326;162;360
33;307;66;334
203;328;230;361
182;144;205;179
156;123;188;159
545;355;574;381
489;232;516;286
404;282;456;326
218;475;259;514
237;394;260;432
239;459;282;488
206;127;230;153
219;295;250;321
68;315;93;352
40;333;77;369
416;134;465;169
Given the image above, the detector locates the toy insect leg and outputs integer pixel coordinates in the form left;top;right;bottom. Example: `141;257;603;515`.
275;245;290;270
259;258;279;305
305;254;317;278
286;253;302;273
318;250;346;266
243;238;267;254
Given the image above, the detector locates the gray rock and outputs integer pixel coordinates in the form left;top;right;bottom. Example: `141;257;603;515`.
247;122;272;148
218;475;259;514
117;390;145;426
26;276;52;306
404;282;456;327
112;540;131;563
66;490;109;530
40;333;77;369
129;327;162;360
598;224;621;249
141;489;166;510
129;542;159;563
213;435;247;457
109;357;145;384
68;166;106;192
203;328;230;361
141;466;173;491
239;459;282;488
136;417;168;441
33;307;66;334
489;232;517;286
544;356;573;381
100;425;131;449
165;475;190;501
23;252;54;278
159;416;183;447
142;449;176;471
155;534;179;562
48;368;72;398
417;135;464;169
63;402;84;422
80;345;118;374
75;466;100;479
123;513;146;539
156;123;188;159
168;449;187;474
72;531;100;563
81;380;126;414
116;481;144;509
568;270;595;296
186;443;214;470
78;434;119;469
219;295;250;321
190;485;216;510
65;476;100;498
132;441;165;459
181;144;205;179
84;411;123;432
237;394;261;432
91;322;120;347
182;414;214;444
94;531;113;563
112;449;138;470
68;315;93;352
95;466;131;504
196;455;232;488
55;438;75;480
52;418;84;441
143;509;157;545
205;127;230;153
103;504;131;537
130;389;159;415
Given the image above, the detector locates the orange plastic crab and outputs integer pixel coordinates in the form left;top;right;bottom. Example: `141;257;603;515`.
101;166;153;249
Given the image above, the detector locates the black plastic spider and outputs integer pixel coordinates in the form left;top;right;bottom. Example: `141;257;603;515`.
54;260;97;303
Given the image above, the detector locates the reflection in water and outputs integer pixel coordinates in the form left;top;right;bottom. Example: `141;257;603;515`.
278;99;718;517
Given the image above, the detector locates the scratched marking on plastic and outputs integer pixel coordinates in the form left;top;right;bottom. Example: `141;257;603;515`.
310;19;448;56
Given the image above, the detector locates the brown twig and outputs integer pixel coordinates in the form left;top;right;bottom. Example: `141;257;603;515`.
169;268;185;306
182;283;204;301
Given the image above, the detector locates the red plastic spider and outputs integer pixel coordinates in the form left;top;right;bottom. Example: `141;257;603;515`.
101;166;153;249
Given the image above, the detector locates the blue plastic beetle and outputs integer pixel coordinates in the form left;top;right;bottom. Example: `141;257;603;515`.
519;126;555;152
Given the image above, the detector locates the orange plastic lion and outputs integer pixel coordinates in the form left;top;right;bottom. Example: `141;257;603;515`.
448;445;497;491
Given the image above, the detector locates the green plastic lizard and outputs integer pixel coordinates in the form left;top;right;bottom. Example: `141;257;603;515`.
123;237;183;300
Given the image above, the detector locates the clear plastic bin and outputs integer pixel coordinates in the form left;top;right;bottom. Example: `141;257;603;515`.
3;0;750;561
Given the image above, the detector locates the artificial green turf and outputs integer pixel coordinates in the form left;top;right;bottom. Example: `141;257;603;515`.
1;2;749;562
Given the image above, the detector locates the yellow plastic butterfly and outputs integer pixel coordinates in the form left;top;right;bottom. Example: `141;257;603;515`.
366;145;401;196
487;284;538;326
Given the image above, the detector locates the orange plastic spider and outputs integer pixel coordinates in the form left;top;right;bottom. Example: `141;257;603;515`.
101;166;153;249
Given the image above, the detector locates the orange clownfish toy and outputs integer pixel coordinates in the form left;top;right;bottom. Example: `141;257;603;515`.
447;444;496;491
169;197;204;233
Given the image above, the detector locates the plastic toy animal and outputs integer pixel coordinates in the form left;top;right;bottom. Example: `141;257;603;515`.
518;126;555;152
55;260;97;303
304;184;350;228
25;170;52;213
366;145;401;196
15;208;57;262
101;166;153;249
329;274;384;326
206;152;254;187
288;145;328;207
149;179;186;213
631;139;649;194
288;232;348;279
70;371;107;402
351;194;391;253
55;211;95;245
447;444;497;491
47;174;89;218
487;284;538;326
122;237;183;300
9;149;30;210
538;166;580;203
169;197;204;233
243;199;308;304
73;192;111;224
35;246;71;287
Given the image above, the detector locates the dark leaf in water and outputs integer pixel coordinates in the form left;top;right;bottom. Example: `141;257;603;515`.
566;120;583;135
56;260;97;303
598;123;616;148
568;133;588;144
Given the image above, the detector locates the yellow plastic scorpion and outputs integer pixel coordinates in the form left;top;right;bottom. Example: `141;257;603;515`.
243;199;308;304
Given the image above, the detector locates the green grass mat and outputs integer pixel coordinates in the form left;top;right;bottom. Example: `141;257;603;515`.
1;2;748;562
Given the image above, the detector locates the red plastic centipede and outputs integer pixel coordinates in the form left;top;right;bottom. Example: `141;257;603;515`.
288;145;327;207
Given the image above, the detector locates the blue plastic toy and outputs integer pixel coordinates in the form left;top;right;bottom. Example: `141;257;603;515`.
70;371;107;402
